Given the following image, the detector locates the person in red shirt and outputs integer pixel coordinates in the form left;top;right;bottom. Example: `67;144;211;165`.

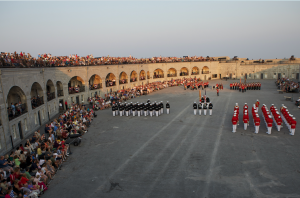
254;114;260;134
243;112;249;130
290;117;297;135
232;114;238;133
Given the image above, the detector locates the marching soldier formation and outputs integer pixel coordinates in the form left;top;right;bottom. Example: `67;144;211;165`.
112;100;170;117
231;101;297;136
230;82;261;92
193;95;213;116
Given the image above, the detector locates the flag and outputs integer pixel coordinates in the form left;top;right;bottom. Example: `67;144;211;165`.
199;90;201;99
240;78;241;84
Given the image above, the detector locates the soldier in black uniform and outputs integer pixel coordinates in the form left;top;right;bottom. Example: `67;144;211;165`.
116;102;120;115
147;99;150;103
137;104;141;117
119;103;123;116
161;101;164;114
203;102;207;116
206;96;210;103
144;103;147;116
193;102;197;115
198;101;202;115
125;104;129;116
156;103;159;117
208;102;213;116
149;103;153;117
201;96;205;103
112;104;116;116
166;101;170;114
132;103;136;116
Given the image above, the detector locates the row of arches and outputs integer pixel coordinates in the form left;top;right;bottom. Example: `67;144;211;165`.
6;66;209;118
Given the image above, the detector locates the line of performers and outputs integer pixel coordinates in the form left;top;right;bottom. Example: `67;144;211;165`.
280;105;297;135
232;102;296;135
230;82;261;92
193;101;213;116
184;82;209;90
112;100;170;117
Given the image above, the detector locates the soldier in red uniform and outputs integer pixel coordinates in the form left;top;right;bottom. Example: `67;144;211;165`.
254;114;260;134
290;117;296;135
217;88;219;96
232;114;238;133
266;115;273;134
255;99;260;112
243;112;249;130
276;113;282;131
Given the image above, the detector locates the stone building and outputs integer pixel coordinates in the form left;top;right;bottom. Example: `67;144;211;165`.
0;57;299;155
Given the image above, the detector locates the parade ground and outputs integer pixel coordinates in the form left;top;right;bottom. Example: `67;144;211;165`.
43;79;300;198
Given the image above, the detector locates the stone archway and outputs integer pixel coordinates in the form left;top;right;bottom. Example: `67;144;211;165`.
7;86;28;120
119;72;128;84
106;73;116;87
56;81;64;97
180;67;189;76
89;74;102;90
140;70;146;80
202;66;209;74
46;80;55;101
30;82;44;109
130;71;138;82
167;68;177;77
68;76;85;94
153;69;164;79
191;66;199;75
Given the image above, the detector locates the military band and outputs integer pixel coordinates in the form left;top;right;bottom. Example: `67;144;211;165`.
230;82;261;91
111;100;170;117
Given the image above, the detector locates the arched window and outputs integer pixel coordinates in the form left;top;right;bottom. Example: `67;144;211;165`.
106;73;116;87
202;66;209;74
30;82;44;109
130;71;138;82
153;69;164;79
46;80;55;101
68;76;85;94
167;68;177;77
140;70;146;80
119;72;128;84
56;81;64;97
180;67;189;76
7;86;28;120
191;67;199;75
89;74;102;90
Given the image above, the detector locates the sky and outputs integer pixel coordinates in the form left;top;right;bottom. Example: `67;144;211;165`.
0;1;299;59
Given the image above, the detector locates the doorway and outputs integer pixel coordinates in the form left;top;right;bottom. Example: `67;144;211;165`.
76;96;79;104
204;75;206;80
18;122;23;140
219;74;221;79
278;73;281;79
261;73;264;79
230;73;232;79
296;73;299;80
59;99;64;112
245;73;247;79
38;111;41;126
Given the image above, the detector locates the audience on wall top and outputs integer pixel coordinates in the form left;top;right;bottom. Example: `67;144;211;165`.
0;103;93;197
0;52;215;67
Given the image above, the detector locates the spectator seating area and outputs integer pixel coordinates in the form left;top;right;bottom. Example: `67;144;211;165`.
0;103;94;197
0;52;215;68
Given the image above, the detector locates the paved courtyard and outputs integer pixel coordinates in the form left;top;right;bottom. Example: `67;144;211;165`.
43;79;300;198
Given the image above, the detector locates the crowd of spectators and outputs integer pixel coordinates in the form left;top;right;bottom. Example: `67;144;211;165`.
0;103;94;197
7;103;27;121
276;78;299;92
0;52;215;68
88;80;184;110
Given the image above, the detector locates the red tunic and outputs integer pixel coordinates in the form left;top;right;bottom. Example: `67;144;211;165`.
291;120;297;129
243;114;249;123
232;116;238;125
254;117;260;126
